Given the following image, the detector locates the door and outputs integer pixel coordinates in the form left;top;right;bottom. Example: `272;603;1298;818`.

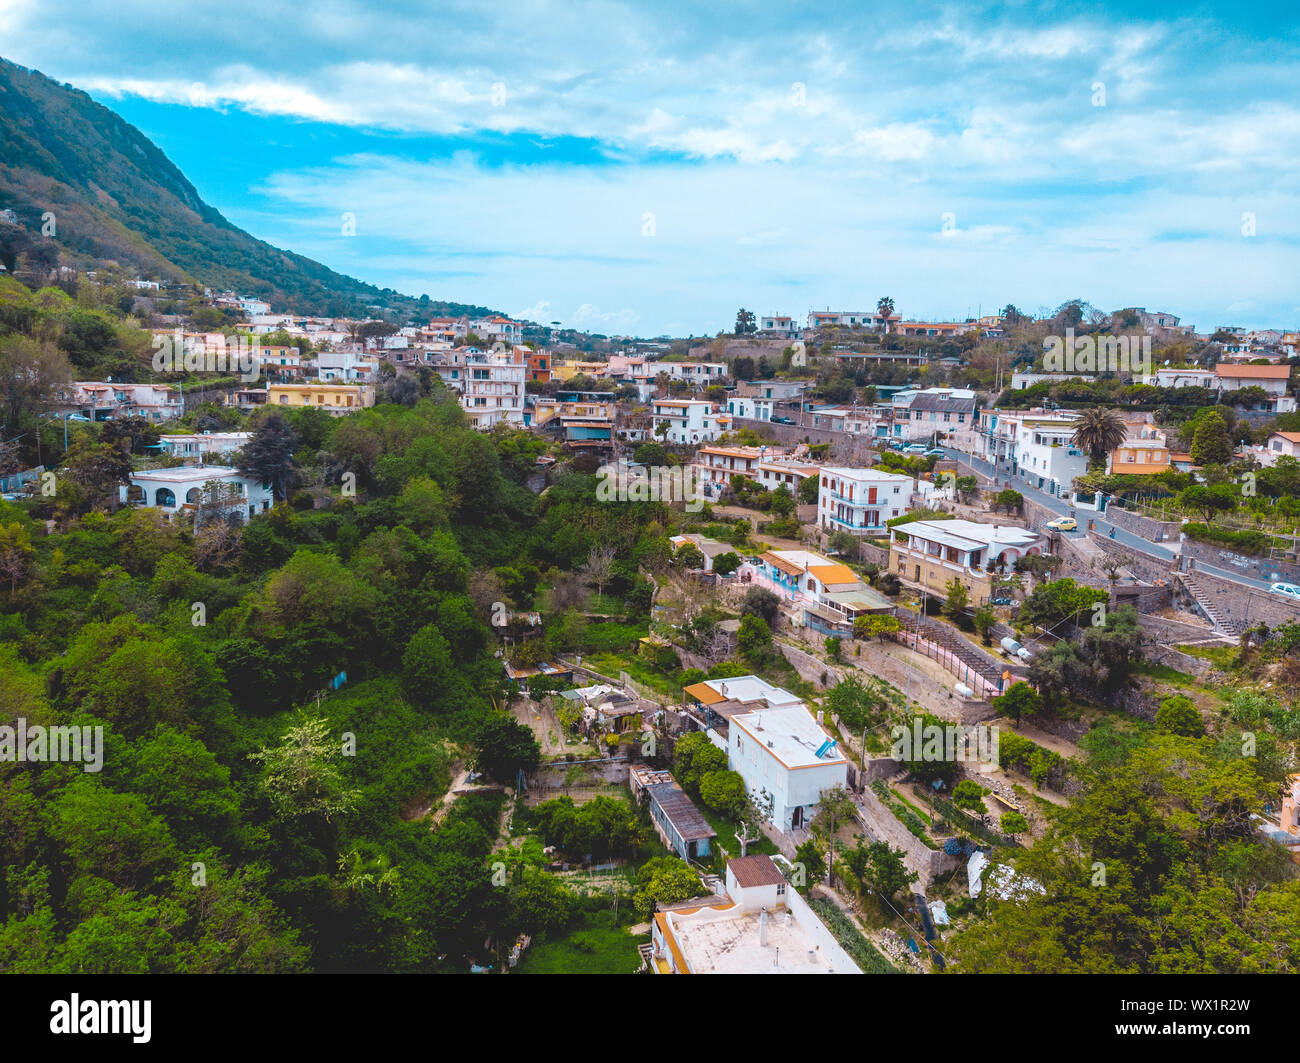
791;806;803;829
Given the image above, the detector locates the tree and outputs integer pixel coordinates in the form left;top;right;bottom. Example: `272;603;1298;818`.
992;681;1043;724
770;484;796;517
860;840;917;902
825;635;842;661
238;412;298;501
942;578;969;620
63;440;133;512
853;614;900;641
794;839;826;883
824;675;880;731
735;788;774;857
0;334;69;438
634;856;702;917
741;585;780;627
699;769;746;817
634;441;668;467
999;811;1028;835
798;475;819;504
474;712;541;782
581;543;616;600
972;606;996;645
1155;694;1204;738
994;489;1023;514
737;614;773;663
401;625;455;709
952;779;987;813
1071;407;1127;468
0;521;36;597
674;542;706;570
712;551;741;577
876;297;895;333
247;712;359;823
1190;410;1233;467
673;731;728;794
734;308;757;336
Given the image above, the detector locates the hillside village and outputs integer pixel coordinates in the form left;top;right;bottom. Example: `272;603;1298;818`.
3;267;1300;975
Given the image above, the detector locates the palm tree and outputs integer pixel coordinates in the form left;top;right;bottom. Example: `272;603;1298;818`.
876;296;895;334
1071;407;1127;468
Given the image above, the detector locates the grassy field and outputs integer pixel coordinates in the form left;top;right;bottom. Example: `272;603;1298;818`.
515;909;647;974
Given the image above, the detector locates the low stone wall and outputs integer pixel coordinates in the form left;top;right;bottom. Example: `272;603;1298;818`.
1104;506;1182;543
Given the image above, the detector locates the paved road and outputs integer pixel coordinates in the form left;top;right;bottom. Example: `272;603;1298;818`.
938;446;1275;592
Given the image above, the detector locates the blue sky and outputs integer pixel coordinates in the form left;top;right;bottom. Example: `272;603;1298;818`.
3;0;1299;336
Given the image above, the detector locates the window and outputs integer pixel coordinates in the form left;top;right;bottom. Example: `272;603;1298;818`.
777;881;786;896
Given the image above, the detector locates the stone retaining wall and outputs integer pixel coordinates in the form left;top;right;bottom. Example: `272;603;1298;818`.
1104;506;1183;543
1184;565;1300;631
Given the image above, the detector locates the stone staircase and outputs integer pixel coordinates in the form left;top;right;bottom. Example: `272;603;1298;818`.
891;608;1025;694
1177;572;1242;637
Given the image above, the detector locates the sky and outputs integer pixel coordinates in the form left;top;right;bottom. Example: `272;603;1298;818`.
3;0;1299;336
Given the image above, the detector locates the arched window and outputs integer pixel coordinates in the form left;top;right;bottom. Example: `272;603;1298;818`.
186;487;200;504
155;487;176;507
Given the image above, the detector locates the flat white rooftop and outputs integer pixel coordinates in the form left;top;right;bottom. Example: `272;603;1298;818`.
896;518;1039;550
730;704;847;769
667;904;854;974
700;676;802;707
130;466;244;482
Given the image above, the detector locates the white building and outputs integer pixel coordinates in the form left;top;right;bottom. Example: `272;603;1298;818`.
816;466;915;536
315;350;379;383
1011;417;1088;498
649;854;861;974
125;466;273;522
652;399;722;444
431;346;527;429
726;396;774;421
156;432;251;462
727;698;849;832
666;361;728;384
759;315;800;337
58;382;182;423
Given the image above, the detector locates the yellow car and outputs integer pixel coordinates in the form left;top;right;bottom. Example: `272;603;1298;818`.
1045;516;1078;532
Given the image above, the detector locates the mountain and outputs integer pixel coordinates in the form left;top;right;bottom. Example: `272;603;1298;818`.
0;56;494;320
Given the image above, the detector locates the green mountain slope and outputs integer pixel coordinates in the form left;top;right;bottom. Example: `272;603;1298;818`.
0;56;493;320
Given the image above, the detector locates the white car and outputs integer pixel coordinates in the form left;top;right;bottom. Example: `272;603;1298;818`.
1270;582;1300;601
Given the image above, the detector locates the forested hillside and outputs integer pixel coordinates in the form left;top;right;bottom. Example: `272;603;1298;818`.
0;57;492;320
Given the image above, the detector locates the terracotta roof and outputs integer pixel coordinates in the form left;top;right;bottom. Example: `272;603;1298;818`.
760;551;804;577
1272;432;1300;443
807;562;857;585
683;681;727;706
729;855;786;888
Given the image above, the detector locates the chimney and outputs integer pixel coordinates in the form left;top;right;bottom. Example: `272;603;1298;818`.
759;907;768;947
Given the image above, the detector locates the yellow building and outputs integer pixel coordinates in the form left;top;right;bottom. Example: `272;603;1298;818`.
889;518;1044;604
266;382;375;415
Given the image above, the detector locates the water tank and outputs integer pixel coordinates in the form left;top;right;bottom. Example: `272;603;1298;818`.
955;683;974;698
1000;636;1022;654
1017;647;1034;662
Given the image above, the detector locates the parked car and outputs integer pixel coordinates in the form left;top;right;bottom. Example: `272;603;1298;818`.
1269;582;1300;601
903;444;927;455
889;439;907;450
989;596;1013;606
1045;517;1078;532
923;448;946;458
